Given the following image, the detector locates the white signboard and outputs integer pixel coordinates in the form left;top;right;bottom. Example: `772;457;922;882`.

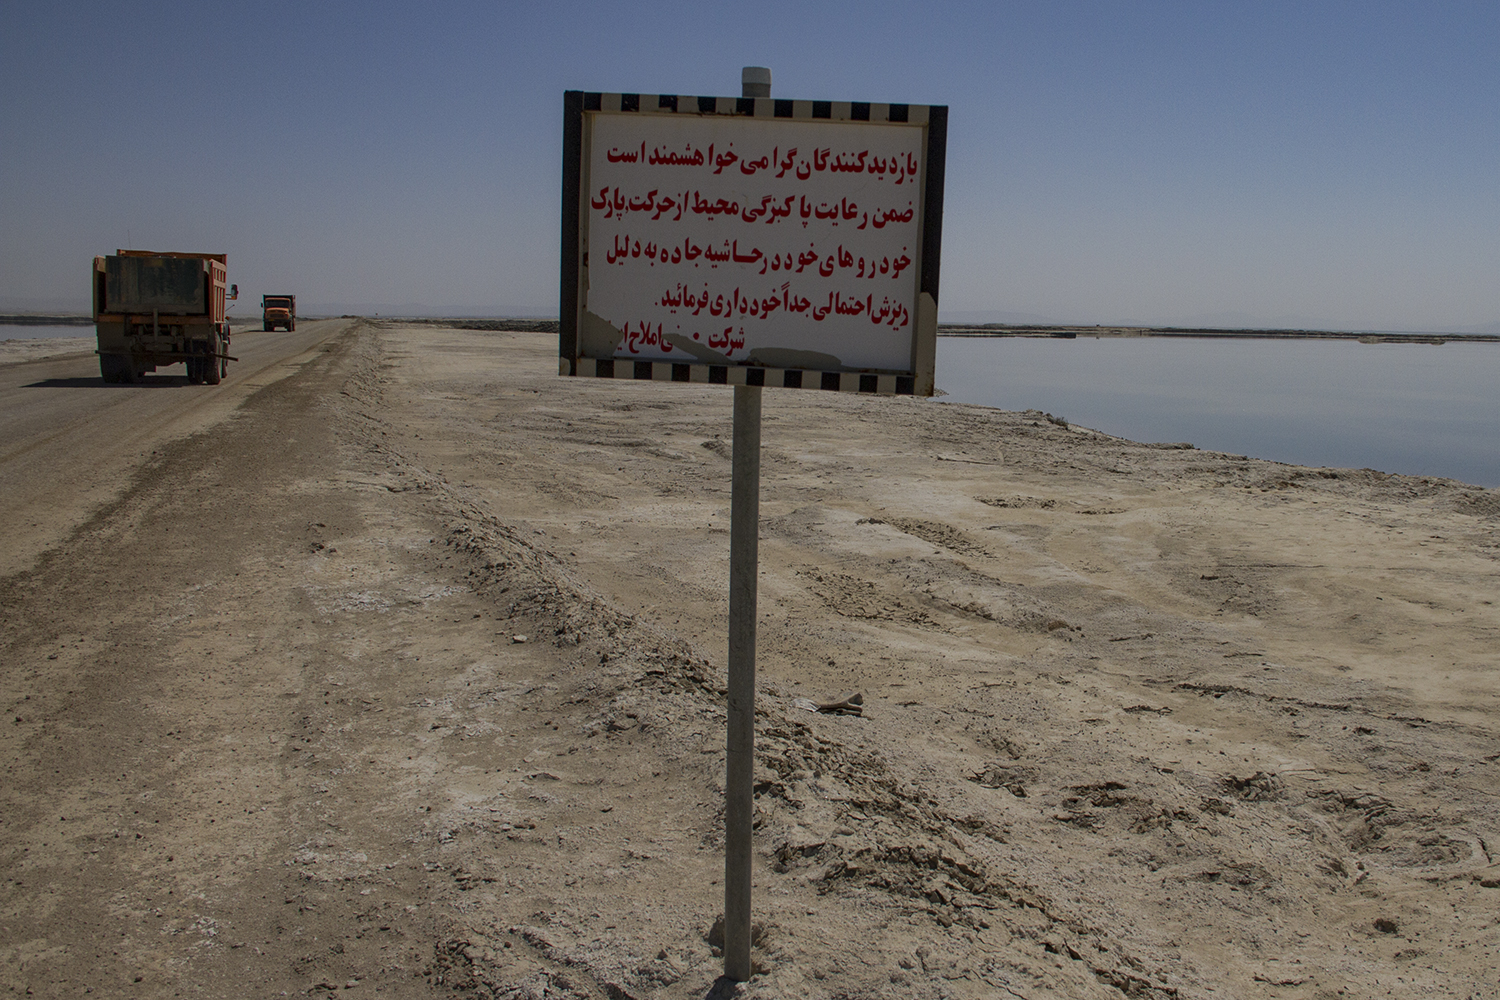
562;93;947;395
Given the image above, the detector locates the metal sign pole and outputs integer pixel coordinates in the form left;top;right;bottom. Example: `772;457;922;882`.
724;380;761;981
724;63;771;986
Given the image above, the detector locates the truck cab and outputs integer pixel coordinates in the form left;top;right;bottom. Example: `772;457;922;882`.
262;295;296;331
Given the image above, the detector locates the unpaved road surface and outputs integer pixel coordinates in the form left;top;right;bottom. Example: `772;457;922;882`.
0;321;351;578
2;322;1498;999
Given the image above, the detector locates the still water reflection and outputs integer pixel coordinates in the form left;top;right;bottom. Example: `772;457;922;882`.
935;336;1500;488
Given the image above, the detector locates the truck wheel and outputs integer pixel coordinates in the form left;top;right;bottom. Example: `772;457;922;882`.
264;321;271;332
289;321;296;332
186;356;203;384
204;334;222;385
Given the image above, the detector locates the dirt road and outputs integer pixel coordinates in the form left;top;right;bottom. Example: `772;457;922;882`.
2;321;1498;998
0;320;352;578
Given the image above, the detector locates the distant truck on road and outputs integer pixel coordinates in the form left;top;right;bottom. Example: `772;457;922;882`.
262;294;296;331
93;251;235;384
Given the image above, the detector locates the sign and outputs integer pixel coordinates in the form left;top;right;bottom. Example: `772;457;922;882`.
562;92;947;396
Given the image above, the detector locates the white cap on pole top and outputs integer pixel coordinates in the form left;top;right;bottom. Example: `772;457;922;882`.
741;66;771;98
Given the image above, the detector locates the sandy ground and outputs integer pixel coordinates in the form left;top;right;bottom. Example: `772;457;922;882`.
0;336;96;365
2;321;1498;999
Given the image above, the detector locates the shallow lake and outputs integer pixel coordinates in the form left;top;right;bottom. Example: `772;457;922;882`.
0;324;93;342
935;335;1500;488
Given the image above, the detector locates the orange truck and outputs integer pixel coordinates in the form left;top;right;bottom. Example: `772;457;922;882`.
262;294;296;331
92;251;235;384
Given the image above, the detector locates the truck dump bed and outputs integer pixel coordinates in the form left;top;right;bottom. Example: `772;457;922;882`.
104;256;211;314
93;251;233;384
94;251;229;323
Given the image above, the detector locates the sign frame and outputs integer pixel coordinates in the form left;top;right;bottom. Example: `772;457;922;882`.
561;91;947;396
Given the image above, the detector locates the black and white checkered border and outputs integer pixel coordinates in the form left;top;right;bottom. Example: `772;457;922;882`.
561;357;917;396
560;91;947;397
577;92;935;125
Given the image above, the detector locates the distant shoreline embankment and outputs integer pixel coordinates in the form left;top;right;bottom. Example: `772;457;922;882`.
382;318;1500;345
393;318;563;334
0;315;93;326
14;314;1492;346
938;323;1500;344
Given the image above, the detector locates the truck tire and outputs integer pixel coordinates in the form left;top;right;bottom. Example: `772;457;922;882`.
264;321;271;332
186;355;203;384
204;333;222;385
289;321;295;332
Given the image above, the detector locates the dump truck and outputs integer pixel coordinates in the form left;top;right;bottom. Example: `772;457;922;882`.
93;251;235;384
262;294;296;331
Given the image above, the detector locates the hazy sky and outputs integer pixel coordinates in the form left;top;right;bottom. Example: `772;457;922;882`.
3;1;1496;330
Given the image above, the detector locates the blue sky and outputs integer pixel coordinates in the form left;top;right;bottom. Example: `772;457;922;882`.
2;1;1496;330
